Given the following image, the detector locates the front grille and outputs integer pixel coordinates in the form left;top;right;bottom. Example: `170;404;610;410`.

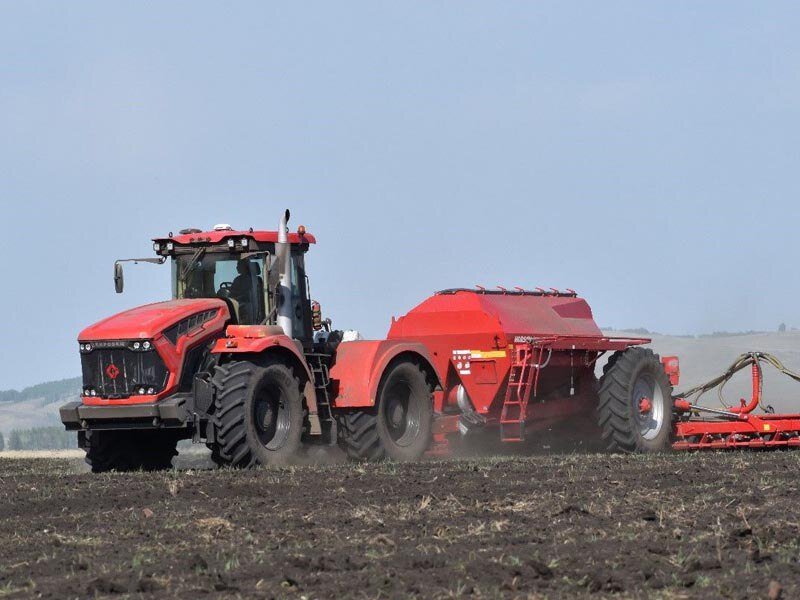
80;346;169;398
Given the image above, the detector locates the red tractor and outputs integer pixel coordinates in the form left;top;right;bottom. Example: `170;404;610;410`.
61;210;679;472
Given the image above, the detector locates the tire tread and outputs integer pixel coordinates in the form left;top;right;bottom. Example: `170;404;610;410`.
596;347;673;453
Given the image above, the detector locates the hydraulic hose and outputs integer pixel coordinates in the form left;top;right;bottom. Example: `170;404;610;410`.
676;351;800;412
728;361;761;414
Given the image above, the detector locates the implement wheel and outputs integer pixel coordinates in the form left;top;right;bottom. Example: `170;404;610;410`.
79;430;178;473
210;359;304;467
338;360;432;461
597;347;673;453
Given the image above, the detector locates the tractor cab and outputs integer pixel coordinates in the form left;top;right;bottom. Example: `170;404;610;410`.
153;224;316;342
111;221;317;343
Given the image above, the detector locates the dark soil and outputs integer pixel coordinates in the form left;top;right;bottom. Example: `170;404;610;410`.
1;451;799;599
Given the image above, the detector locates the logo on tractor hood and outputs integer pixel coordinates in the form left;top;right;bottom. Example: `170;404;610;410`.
105;363;120;380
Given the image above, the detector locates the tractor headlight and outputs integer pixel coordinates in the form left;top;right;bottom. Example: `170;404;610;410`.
166;242;174;251
84;343;92;352
127;340;155;352
130;340;153;351
227;239;235;249
241;238;248;247
153;242;161;252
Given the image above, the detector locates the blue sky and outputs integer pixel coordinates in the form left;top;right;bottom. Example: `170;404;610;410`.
1;2;799;389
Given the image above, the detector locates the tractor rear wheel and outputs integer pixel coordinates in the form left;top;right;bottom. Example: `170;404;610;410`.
338;361;432;461
79;430;178;473
597;347;673;453
210;359;304;467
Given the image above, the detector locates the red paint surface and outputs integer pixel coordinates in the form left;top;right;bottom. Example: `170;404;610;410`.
153;229;315;246
211;327;317;401
674;413;800;450
382;289;647;417
661;356;680;386
729;362;761;414
79;299;226;341
390;291;607;339
82;300;230;405
329;340;438;408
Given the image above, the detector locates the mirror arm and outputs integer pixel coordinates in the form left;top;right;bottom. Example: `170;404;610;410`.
113;257;165;294
115;257;167;265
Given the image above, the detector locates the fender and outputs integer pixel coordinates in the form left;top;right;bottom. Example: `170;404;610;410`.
211;325;321;433
330;339;442;408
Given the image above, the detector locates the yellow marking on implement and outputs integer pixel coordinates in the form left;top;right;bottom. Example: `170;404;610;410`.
763;424;771;431
470;350;507;359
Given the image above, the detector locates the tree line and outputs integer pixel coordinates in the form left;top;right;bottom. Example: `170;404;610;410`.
0;427;74;451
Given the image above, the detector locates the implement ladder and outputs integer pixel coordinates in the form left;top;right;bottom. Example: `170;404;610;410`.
500;343;548;442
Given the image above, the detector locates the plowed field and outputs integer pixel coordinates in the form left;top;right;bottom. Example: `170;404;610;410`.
1;451;798;599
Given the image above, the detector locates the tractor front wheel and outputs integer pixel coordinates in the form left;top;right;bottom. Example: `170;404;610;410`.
597;347;673;453
210;359;304;467
338;361;433;461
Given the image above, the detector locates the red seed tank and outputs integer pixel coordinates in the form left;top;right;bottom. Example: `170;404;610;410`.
387;288;648;441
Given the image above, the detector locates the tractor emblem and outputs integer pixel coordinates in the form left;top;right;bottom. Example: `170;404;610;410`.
105;363;120;379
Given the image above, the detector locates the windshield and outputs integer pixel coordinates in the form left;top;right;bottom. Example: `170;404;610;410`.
172;252;269;325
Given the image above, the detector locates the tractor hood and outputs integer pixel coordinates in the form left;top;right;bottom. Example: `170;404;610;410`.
79;299;228;341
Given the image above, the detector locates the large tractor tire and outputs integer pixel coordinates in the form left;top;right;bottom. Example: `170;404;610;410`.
338;360;433;461
597;347;673;453
210;359;304;467
79;430;178;473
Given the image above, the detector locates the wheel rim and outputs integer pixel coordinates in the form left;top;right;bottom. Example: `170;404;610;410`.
632;372;664;441
382;380;422;447
252;382;291;451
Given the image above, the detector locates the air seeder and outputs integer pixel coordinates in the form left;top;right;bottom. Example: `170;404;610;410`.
60;210;800;471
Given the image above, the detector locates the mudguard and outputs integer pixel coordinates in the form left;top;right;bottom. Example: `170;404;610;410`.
211;325;312;380
329;340;441;408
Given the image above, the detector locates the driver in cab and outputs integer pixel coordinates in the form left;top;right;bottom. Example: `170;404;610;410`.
228;259;264;324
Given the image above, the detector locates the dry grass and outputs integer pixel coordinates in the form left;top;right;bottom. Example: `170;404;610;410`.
0;449;84;459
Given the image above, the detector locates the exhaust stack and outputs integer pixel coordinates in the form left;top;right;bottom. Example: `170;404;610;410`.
276;209;293;338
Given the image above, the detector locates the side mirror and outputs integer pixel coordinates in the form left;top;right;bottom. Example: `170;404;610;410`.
114;262;124;294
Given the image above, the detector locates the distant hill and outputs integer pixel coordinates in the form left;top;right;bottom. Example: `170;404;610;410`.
0;377;81;403
0;377;81;435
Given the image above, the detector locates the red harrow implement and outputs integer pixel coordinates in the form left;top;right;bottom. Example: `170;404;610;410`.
672;352;800;450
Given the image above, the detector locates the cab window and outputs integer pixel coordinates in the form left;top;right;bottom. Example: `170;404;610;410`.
172;253;267;325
